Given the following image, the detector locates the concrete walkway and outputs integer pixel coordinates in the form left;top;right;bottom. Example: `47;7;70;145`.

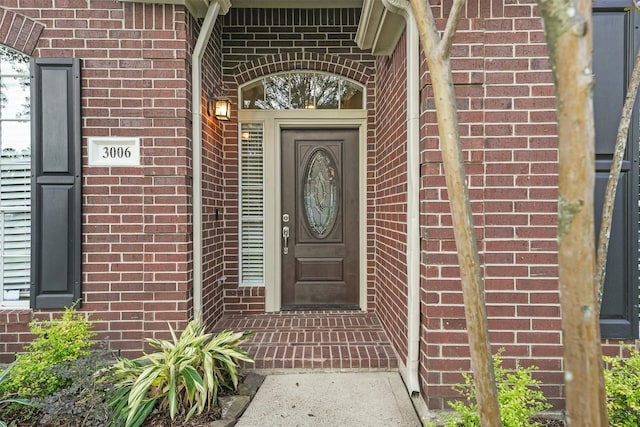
235;371;422;427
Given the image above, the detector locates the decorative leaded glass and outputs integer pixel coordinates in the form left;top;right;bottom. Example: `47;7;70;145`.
303;148;339;238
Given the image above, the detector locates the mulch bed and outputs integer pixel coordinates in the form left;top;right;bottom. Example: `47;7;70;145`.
142;407;222;427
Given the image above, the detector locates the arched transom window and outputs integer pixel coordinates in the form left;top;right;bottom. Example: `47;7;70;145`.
240;72;364;110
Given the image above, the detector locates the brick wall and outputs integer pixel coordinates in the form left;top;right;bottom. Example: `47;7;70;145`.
480;0;564;408
422;0;562;409
219;8;377;313
0;3;199;360
372;0;567;410
373;31;411;364
0;310;32;361
201;18;226;330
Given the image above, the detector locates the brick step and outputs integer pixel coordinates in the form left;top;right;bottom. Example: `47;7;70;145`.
243;343;398;370
213;312;399;371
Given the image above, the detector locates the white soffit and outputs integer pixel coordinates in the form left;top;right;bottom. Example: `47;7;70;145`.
355;0;405;56
119;0;231;18
233;0;364;7
120;0;362;18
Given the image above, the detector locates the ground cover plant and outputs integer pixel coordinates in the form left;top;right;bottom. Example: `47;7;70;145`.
0;304;96;425
37;342;117;427
109;317;254;427
427;351;551;427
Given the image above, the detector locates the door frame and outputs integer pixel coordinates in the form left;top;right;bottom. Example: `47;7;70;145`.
237;109;368;312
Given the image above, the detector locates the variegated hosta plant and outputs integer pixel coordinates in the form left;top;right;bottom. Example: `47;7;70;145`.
0;362;40;427
109;317;253;427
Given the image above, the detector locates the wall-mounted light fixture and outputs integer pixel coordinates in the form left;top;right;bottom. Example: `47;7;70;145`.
212;97;231;121
207;85;231;121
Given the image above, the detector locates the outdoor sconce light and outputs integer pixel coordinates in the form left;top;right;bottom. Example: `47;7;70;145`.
207;85;231;121
213;97;231;121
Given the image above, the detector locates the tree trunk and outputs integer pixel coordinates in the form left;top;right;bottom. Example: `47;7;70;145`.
596;47;640;305
409;1;501;425
537;0;608;424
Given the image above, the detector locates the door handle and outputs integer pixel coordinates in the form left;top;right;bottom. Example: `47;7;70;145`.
282;226;290;255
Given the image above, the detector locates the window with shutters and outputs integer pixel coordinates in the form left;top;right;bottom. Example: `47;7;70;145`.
239;123;264;286
0;47;30;308
593;2;640;339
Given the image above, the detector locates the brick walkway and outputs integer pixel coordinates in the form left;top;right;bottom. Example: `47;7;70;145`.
213;311;398;370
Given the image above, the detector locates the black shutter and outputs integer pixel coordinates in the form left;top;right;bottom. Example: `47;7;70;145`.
30;58;82;309
593;3;639;338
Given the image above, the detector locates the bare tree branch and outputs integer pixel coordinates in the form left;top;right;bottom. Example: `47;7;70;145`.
441;0;466;56
411;0;441;58
410;0;501;425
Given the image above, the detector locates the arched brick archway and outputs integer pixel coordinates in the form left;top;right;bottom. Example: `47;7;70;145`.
231;52;374;87
221;51;376;315
0;8;44;56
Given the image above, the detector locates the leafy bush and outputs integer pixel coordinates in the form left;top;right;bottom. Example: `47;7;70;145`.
109;317;253;427
0;304;96;399
429;351;551;427
603;344;640;427
37;342;117;427
0;362;40;427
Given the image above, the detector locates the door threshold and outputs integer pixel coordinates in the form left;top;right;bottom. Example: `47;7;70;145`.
281;304;360;311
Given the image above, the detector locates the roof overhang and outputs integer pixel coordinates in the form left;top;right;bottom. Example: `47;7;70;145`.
119;0;231;18
232;0;364;7
120;0;363;18
355;0;406;56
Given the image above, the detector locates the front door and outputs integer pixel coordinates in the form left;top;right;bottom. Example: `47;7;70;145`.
281;128;359;309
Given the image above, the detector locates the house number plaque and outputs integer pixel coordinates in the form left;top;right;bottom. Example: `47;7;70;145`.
88;137;140;166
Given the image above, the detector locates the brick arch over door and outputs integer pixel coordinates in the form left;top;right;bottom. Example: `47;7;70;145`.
232;52;374;87
0;8;44;56
221;51;375;315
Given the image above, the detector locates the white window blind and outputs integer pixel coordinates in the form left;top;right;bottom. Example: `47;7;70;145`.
239;123;264;285
0;47;31;306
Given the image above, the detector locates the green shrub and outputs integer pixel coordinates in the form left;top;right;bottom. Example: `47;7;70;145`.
0;304;96;399
603;344;640;427
109;317;254;427
37;342;117;427
429;351;551;427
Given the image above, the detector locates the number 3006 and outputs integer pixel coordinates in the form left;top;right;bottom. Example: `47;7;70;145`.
102;146;132;159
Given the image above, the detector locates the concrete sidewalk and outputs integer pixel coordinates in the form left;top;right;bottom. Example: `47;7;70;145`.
235;371;422;427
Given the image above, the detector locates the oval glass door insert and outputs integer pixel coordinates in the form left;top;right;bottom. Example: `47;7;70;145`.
303;148;339;238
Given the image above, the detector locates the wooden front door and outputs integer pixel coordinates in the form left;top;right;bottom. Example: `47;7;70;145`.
281;128;359;309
